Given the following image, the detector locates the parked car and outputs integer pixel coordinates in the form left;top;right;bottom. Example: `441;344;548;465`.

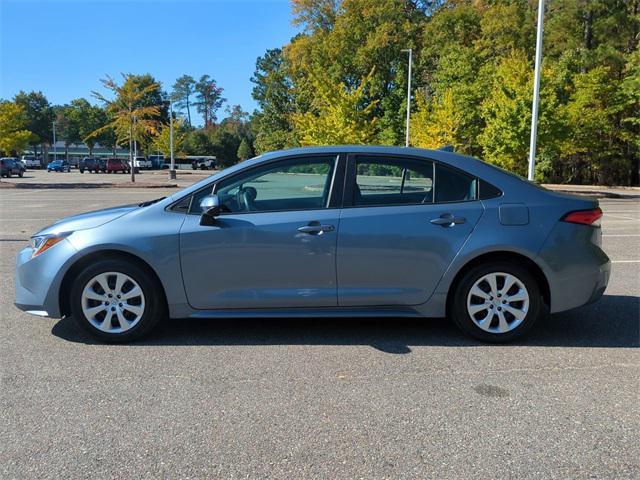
21;155;41;169
79;157;105;173
191;158;217;170
47;160;70;172
133;157;152;170
106;158;130;174
14;146;610;343
0;157;24;177
148;154;165;169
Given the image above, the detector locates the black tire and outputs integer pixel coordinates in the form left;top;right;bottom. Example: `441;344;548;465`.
449;261;542;343
18;171;23;177
80;169;84;174
70;258;166;342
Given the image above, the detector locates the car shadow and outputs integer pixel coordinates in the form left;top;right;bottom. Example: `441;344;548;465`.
51;294;639;351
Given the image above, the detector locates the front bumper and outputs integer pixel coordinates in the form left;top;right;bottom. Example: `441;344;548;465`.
14;239;78;318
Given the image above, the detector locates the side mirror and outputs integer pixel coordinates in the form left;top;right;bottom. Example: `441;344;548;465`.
199;194;221;226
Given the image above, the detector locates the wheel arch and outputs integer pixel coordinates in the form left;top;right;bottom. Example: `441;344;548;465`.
445;251;551;316
58;249;168;318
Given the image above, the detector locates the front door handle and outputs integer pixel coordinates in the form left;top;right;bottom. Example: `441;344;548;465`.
298;222;335;235
430;214;466;227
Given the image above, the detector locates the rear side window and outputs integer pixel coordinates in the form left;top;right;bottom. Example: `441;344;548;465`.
434;164;477;203
478;179;502;199
354;156;434;206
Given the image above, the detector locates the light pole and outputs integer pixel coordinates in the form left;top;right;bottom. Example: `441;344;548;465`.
401;48;413;147
528;0;545;181
129;113;135;183
133;115;137;162
169;102;176;180
52;121;57;162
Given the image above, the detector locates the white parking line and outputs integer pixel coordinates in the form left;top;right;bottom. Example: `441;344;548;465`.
611;260;640;263
602;234;640;237
606;214;639;221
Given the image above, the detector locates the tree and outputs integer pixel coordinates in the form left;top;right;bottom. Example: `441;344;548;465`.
194;75;226;127
237;138;253;161
251;48;296;153
410;89;464;150
291;69;378;146
55;104;82;161
0;102;32;156
152;118;187;157
171;75;196;126
560;66;625;184
89;74;161;182
13;91;54;156
478;51;563;178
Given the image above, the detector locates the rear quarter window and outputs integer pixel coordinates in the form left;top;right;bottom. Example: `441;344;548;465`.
434;164;477;203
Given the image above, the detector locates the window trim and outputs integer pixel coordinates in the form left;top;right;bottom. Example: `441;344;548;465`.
345;153;481;209
167;152;346;216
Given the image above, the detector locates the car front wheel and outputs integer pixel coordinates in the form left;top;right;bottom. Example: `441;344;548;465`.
450;261;542;343
70;258;165;342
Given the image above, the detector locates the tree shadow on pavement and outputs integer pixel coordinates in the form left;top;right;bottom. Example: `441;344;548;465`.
52;294;639;352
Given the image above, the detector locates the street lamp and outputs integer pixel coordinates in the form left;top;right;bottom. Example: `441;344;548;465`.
133;115;137;162
52;121;57;161
528;0;545;181
401;48;413;148
169;102;176;180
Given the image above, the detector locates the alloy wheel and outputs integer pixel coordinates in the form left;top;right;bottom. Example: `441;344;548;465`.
466;272;530;334
81;271;146;333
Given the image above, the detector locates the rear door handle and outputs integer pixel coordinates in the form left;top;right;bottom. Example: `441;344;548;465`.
298;222;335;235
430;214;466;227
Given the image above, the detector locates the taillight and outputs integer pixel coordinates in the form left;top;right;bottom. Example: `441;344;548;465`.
561;207;602;226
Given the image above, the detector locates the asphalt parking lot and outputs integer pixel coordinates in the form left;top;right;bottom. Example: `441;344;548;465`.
1;179;638;479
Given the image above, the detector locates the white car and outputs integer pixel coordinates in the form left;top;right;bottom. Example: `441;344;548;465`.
21;155;40;169
133;157;152;169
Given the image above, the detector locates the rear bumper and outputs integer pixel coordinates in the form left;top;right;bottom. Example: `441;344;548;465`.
538;223;611;313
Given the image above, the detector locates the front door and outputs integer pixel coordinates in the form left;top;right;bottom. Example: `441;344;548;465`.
337;155;484;306
179;154;342;310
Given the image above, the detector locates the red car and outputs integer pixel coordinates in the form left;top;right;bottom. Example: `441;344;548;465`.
106;158;130;174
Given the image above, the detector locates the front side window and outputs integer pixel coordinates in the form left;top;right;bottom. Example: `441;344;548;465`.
193;156;337;214
354;156;434;206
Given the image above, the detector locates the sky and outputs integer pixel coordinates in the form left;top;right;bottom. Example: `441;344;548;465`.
0;0;299;125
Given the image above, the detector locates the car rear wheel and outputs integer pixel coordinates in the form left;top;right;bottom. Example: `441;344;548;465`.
70;258;165;342
450;261;541;343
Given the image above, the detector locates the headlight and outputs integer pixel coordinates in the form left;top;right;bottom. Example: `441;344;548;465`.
30;232;71;258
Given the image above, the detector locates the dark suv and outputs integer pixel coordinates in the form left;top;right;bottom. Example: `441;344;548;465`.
0;158;25;177
79;157;106;173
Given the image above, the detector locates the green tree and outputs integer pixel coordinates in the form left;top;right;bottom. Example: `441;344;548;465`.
171;75;196;126
152;118;187;157
479;51;563;178
237;137;253;161
291;69;378;146
194;75;226;127
561;66;626;184
251;48;296;153
13;91;54;156
89;74;161;181
184;130;214;155
0;101;32;155
410;89;464;150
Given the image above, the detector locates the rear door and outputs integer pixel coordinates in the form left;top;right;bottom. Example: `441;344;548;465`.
337;154;484;306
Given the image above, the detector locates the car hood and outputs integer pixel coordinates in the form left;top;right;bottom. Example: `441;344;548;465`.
35;204;138;236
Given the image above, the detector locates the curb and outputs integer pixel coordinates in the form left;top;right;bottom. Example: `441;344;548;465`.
0;182;179;190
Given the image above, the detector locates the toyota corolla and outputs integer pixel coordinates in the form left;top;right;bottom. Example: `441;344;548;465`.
14;146;610;342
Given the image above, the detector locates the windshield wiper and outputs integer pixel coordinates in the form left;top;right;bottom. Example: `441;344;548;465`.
138;197;166;207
